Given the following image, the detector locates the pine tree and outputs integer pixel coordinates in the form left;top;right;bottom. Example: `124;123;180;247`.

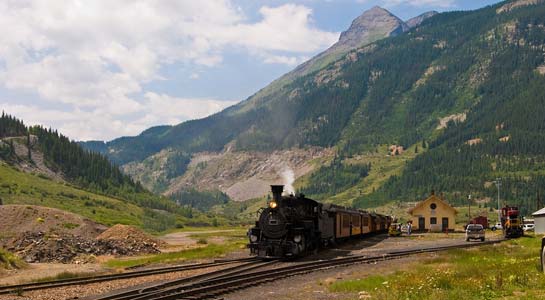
27;131;32;161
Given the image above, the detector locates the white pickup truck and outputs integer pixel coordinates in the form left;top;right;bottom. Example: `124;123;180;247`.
466;224;485;242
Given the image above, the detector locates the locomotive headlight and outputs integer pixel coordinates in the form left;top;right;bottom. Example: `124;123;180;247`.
250;234;258;242
269;201;278;209
293;235;302;243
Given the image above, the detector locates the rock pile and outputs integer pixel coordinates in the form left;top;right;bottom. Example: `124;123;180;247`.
5;231;161;263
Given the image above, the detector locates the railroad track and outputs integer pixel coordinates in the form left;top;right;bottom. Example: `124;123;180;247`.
97;239;503;300
0;257;258;295
91;259;278;300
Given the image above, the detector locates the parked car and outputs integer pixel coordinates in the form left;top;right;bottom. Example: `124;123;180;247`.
523;224;535;231
466;224;485;242
491;222;503;231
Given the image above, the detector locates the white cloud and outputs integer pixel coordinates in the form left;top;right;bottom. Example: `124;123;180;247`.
358;0;455;8
262;54;310;66
142;93;238;126
1;95;237;141
0;1;337;140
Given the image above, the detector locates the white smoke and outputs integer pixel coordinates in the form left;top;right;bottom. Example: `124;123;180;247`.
281;168;295;195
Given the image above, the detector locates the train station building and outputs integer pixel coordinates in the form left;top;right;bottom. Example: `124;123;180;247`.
408;191;457;232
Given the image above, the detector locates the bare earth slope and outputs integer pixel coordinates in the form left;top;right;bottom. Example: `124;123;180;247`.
0;205;106;239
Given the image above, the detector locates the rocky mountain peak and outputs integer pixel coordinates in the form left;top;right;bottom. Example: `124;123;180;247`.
406;11;439;28
336;6;409;50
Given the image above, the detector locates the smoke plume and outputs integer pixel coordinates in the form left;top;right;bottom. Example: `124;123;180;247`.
281;168;295;195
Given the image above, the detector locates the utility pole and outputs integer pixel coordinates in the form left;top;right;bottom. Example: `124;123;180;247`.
495;178;502;224
468;194;471;224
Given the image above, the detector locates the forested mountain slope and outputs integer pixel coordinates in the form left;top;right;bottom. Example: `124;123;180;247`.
354;0;545;215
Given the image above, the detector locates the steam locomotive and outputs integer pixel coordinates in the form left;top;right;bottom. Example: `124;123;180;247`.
247;185;390;258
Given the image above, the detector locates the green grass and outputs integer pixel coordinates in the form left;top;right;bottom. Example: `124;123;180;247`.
30;271;99;283
105;228;248;268
187;228;247;239
104;240;247;269
328;236;545;299
0;248;26;270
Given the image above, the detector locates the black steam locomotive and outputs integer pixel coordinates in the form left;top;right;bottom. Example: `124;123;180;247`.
247;185;390;258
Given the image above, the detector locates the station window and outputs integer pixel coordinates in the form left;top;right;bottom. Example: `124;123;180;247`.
430;217;437;224
430;203;437;210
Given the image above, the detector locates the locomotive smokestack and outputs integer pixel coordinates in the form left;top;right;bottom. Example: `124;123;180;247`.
271;185;284;203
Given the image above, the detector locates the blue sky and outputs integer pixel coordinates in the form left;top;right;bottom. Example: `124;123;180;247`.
0;0;502;141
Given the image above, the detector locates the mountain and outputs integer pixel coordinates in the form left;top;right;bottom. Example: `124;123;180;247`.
81;6;436;200
83;0;545;216
286;6;410;80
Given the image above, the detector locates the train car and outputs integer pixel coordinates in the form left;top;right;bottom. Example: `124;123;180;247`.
361;212;372;234
248;185;390;259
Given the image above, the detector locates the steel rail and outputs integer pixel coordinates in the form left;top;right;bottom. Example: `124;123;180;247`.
93;260;278;300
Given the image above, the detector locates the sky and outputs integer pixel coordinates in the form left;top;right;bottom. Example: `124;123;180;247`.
0;0;502;141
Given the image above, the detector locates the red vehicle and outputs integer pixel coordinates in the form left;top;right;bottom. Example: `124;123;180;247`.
467;215;489;229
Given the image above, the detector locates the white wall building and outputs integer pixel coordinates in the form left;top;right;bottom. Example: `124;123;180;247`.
531;207;545;234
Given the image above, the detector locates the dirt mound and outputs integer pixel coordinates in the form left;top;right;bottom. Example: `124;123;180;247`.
0;205;107;239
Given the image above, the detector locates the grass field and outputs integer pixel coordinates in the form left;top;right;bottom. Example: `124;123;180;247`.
105;228;248;269
329;235;545;299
